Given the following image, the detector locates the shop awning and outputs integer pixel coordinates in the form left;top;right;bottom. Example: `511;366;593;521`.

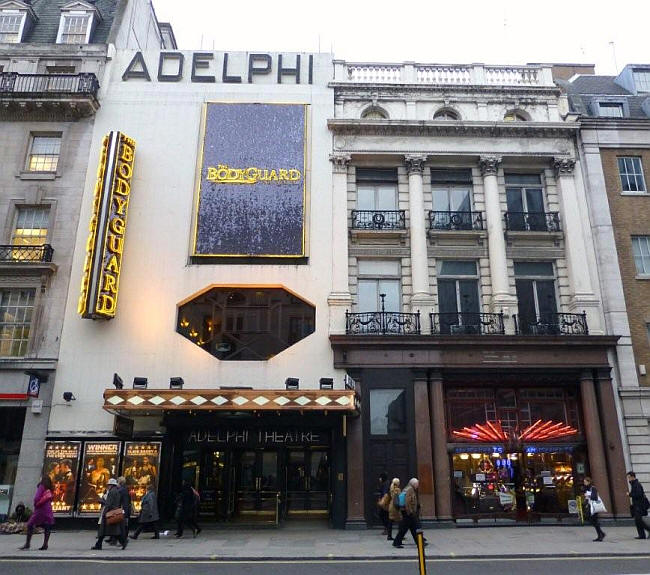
103;388;359;416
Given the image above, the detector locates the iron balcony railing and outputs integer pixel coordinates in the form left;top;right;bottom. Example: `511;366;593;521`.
429;210;484;231
514;312;588;336
351;210;406;230
430;312;505;335
0;244;53;262
504;211;561;232
0;72;100;98
346;311;421;335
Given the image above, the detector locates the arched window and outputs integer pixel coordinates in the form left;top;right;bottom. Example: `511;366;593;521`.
504;110;529;122
361;106;388;120
433;108;460;121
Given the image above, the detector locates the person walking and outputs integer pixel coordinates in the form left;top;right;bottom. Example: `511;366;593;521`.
116;477;131;546
91;478;127;550
392;478;426;549
175;480;201;538
131;484;160;540
376;472;390;535
627;471;650;539
583;477;606;542
19;476;54;550
387;477;401;541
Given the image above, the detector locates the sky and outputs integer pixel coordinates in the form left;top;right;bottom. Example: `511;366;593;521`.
152;0;650;76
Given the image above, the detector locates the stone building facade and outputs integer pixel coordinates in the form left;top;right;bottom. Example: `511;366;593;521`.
0;0;172;515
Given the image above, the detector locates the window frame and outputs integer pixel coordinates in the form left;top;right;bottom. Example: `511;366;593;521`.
357;259;401;313
598;102;625;118
632;236;650;277
633;69;650;93
617;156;647;194
25;133;62;174
56;11;94;45
436;260;480;316
0;10;26;43
0;286;37;358
356;182;397;211
514;261;558;318
11;205;51;246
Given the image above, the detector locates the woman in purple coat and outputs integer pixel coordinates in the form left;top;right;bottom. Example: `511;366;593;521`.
20;475;55;550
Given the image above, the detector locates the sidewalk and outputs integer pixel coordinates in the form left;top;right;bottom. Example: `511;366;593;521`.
3;523;650;561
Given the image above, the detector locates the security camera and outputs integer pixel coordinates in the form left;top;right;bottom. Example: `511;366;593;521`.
63;392;76;402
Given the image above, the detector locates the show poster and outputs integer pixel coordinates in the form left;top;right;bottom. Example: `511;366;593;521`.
123;442;161;515
43;442;81;515
77;442;121;515
193;102;307;258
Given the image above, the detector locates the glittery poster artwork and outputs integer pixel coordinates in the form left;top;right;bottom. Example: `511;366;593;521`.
194;103;307;257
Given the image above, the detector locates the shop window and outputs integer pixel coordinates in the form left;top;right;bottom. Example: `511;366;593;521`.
369;389;406;435
27;134;61;173
0;288;35;356
176;287;315;361
357;260;401;313
0;407;26;511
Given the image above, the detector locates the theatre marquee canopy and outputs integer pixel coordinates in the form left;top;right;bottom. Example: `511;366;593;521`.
103;388;359;416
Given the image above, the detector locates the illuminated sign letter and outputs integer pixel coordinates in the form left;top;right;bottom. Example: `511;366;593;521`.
78;131;136;319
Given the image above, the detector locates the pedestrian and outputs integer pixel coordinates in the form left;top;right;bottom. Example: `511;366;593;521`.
376;472;390;535
627;471;650;539
116;477;131;546
387;477;401;541
583;477;606;542
91;478;127;550
131;484;160;540
392;477;426;549
175;480;201;538
19;476;54;550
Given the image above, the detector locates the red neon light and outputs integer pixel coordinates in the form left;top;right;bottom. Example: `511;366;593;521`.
452;419;578;442
0;393;28;400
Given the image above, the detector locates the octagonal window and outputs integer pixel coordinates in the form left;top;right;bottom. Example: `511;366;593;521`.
177;287;315;361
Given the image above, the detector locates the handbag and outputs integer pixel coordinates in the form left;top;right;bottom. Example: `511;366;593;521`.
590;498;607;515
105;508;124;525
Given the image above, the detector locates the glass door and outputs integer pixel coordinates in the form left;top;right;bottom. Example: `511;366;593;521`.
198;450;227;520
286;449;330;517
235;450;278;517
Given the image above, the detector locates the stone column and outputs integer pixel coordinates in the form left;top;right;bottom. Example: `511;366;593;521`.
345;411;366;528
405;155;435;328
328;153;353;335
430;372;452;520
595;368;630;517
413;372;435;520
580;370;612;514
480;156;515;316
554;157;601;332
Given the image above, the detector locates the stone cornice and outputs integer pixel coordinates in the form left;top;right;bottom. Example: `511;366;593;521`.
580;117;650;131
330;82;562;98
327;119;579;138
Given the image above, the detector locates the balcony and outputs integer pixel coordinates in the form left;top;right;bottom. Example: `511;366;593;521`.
514;313;588;336
0;72;100;118
504;211;561;232
351;210;406;230
430;312;505;335
0;244;53;262
429;211;484;231
345;311;421;335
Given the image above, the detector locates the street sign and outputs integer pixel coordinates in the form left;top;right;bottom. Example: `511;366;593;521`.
27;374;40;398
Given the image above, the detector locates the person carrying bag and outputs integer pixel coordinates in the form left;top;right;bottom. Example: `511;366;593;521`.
91;478;127;550
583;477;606;542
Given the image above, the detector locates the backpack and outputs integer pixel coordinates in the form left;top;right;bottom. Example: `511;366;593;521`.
396;490;407;509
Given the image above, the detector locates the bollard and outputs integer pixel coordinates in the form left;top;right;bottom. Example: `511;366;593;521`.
416;529;427;575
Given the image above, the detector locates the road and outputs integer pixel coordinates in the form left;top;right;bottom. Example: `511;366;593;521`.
2;557;650;575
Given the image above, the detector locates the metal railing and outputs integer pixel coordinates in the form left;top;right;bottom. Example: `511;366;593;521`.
346;311;421;335
351;210;406;230
0;72;99;98
514;313;588;335
430;312;505;335
428;210;484;231
0;244;53;262
504;211;561;232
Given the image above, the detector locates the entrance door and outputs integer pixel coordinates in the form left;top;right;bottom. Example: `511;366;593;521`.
286;449;330;517
235;450;279;517
197;450;227;520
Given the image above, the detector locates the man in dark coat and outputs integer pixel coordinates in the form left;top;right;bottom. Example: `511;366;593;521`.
175;481;201;538
627;471;650;539
91;478;127;550
131;484;160;540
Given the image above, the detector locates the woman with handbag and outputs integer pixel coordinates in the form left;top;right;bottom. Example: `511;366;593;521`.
91;478;127;550
19;475;54;550
386;478;401;541
583;477;606;542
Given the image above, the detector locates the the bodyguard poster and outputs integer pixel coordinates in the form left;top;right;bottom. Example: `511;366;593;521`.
193;102;307;258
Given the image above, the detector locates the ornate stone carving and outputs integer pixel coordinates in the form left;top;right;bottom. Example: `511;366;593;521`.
329;153;351;173
404;154;427;174
553;157;576;176
479;155;502;176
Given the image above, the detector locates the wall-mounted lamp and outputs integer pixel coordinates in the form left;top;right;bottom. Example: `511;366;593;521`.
170;377;184;390
113;373;124;390
63;392;76;402
285;377;299;390
133;377;148;390
319;378;334;390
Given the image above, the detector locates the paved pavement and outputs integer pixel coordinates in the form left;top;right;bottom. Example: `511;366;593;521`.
3;523;650;561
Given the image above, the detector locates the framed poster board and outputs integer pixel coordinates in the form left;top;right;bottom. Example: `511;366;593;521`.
123;442;161;515
43;442;81;515
77;441;121;515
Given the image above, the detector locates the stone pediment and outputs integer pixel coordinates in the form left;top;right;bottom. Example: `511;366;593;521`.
60;0;101;19
0;0;37;19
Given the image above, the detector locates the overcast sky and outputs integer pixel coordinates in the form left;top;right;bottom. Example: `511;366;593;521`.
152;0;649;76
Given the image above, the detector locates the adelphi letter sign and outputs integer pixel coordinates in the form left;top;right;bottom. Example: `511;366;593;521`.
193;103;307;258
79;131;136;319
